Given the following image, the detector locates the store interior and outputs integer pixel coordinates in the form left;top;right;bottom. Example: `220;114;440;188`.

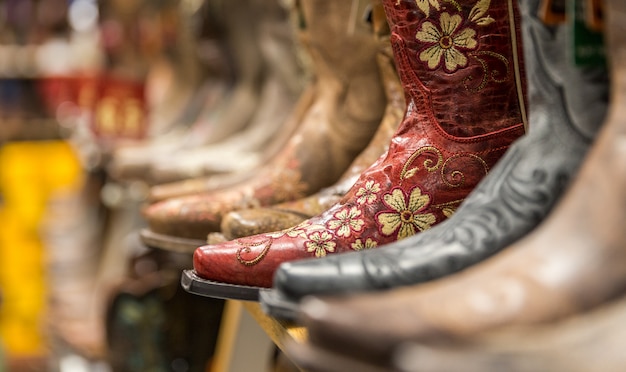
0;0;621;371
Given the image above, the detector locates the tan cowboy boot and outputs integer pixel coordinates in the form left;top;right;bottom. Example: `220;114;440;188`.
148;0;306;184
284;294;626;372
141;0;387;251
220;7;405;241
394;296;626;372
108;0;266;182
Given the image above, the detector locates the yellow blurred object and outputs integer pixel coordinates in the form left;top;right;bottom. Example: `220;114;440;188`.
0;141;83;356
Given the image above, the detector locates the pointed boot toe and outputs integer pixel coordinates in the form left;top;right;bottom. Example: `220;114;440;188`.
187;0;526;297
274;258;366;299
193;241;276;289
144;194;223;240
221;208;311;241
300;295;442;364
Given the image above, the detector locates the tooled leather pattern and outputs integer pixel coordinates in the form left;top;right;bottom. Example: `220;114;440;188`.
385;0;526;138
192;0;526;288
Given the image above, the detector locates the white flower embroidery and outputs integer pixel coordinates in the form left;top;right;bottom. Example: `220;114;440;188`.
355;180;381;205
305;231;336;258
415;12;478;72
327;206;365;238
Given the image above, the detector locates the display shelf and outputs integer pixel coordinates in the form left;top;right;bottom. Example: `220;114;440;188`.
242;302;307;353
209;300;307;371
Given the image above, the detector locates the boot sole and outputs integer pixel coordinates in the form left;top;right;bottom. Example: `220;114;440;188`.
181;269;267;302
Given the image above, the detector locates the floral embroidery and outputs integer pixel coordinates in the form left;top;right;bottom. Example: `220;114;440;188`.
415;12;478;73
377;186;436;239
442;206;457;218
351;238;378;251
355;180;381;205
266;221;324;239
328;206;365;238
414;0;440;17
305;231;336;258
469;0;495;26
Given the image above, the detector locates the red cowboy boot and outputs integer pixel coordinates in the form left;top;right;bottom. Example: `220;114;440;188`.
187;0;527;298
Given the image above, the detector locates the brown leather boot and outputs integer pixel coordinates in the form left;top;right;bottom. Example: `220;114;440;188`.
220;9;405;241
393;296;626;372
146;86;318;203
142;0;387;250
108;0;266;182
148;0;306;184
297;0;625;364
285;295;626;372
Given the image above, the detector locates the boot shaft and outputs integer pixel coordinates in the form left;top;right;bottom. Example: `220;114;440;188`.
382;0;527;137
297;0;387;149
298;0;384;91
521;0;608;141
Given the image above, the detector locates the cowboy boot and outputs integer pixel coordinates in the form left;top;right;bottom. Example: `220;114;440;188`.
285;293;626;372
220;7;405;241
148;0;306;184
260;0;608;317
293;0;625;364
109;0;264;182
142;0;387;251
393;297;626;372
145;87;317;203
186;0;526;299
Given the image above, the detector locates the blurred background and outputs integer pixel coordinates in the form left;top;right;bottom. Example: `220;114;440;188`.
0;0;276;370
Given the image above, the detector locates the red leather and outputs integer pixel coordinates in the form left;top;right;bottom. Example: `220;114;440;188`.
194;0;527;288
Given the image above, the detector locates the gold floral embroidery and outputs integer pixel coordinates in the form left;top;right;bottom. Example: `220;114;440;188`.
415;12;478;72
351;238;378;251
463;51;510;92
236;237;273;266
432;199;464;218
469;0;495;26
355;180;381;205
401;146;444;180
305;231;336;258
328;206;365;238
266;221;324;239
441;154;489;188
377;187;437;239
442;206;457;218
414;0;440;17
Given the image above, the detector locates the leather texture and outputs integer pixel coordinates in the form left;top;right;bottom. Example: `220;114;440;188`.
193;0;526;288
297;0;622;364
220;26;406;241
269;0;609;301
145;0;387;240
395;296;626;372
284;295;626;372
